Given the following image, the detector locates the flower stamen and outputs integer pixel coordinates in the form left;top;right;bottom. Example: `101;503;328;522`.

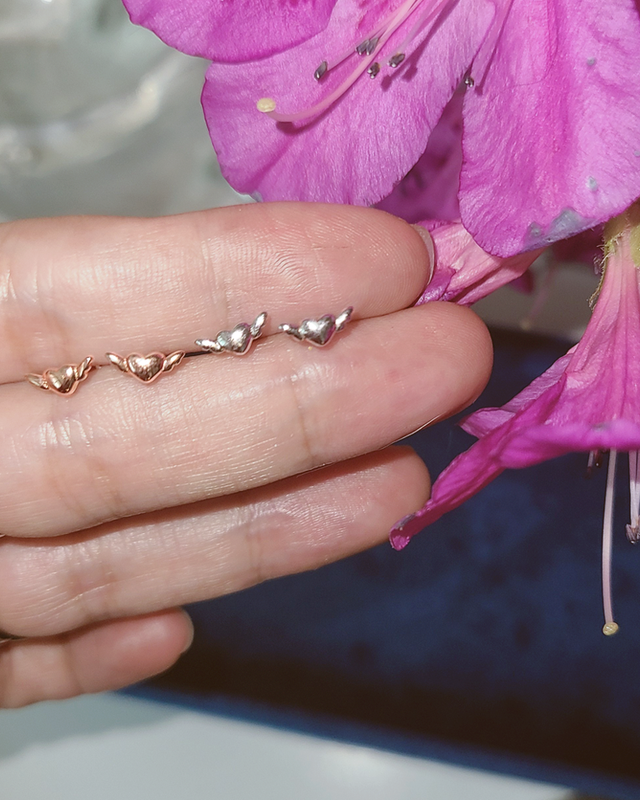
626;450;640;543
585;448;603;478
602;449;619;636
257;0;453;123
314;61;328;81
356;36;380;56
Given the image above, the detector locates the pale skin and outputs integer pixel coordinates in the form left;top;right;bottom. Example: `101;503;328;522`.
0;202;492;707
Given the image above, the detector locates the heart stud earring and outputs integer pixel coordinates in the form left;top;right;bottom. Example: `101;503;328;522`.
106;350;185;383
26;356;96;395
278;307;353;347
195;312;268;355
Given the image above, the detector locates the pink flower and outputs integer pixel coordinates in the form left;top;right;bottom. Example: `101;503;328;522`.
124;0;640;256
391;206;640;634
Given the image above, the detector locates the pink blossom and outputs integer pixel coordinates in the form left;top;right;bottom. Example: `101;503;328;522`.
124;0;640;256
391;207;640;633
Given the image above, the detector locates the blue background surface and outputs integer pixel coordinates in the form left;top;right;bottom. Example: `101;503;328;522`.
143;328;640;796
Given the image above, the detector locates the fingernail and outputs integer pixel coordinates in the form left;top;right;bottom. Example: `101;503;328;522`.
179;610;195;654
411;224;435;285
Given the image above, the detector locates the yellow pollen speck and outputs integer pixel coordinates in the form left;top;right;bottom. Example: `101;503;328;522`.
257;98;277;114
602;621;619;636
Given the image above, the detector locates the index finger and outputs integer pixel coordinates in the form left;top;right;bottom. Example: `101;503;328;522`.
0;203;433;383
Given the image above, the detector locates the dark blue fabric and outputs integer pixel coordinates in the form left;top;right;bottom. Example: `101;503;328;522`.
141;329;640;796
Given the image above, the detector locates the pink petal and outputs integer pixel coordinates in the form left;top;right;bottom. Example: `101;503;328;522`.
392;209;640;547
390;438;504;549
500;419;640;467
462;352;573;437
123;0;337;61
204;0;494;203
376;88;464;223
416;220;541;305
460;0;640;256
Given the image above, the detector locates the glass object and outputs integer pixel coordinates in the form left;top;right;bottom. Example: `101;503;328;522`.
0;0;245;220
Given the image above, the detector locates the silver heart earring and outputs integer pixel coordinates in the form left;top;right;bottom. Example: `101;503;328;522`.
194;312;268;356
278;307;353;347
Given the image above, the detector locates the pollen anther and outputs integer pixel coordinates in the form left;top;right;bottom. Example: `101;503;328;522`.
314;61;328;81
388;52;406;68
257;97;277;114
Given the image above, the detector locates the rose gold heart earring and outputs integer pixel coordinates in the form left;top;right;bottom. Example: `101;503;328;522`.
278;307;353;347
194;312;267;356
105;350;185;384
26;356;96;395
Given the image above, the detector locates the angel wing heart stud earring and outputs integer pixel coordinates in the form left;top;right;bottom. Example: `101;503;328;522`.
195;312;268;355
279;307;353;347
26;356;96;395
106;350;185;383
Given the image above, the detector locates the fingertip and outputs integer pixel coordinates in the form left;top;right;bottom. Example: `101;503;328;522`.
178;608;195;654
345;207;435;310
387;445;432;511
82;609;193;692
442;303;494;406
246;203;435;316
110;609;194;674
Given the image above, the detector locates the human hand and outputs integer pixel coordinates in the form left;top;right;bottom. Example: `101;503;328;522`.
0;203;492;706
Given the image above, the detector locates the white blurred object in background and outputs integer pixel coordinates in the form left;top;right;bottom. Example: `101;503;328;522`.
0;0;244;220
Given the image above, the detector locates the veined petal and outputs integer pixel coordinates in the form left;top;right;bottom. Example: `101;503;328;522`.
460;0;640;256
392;208;640;548
416;220;541;305
462;352;573;437
376;88;465;223
502;419;640;467
123;0;338;61
204;0;495;203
